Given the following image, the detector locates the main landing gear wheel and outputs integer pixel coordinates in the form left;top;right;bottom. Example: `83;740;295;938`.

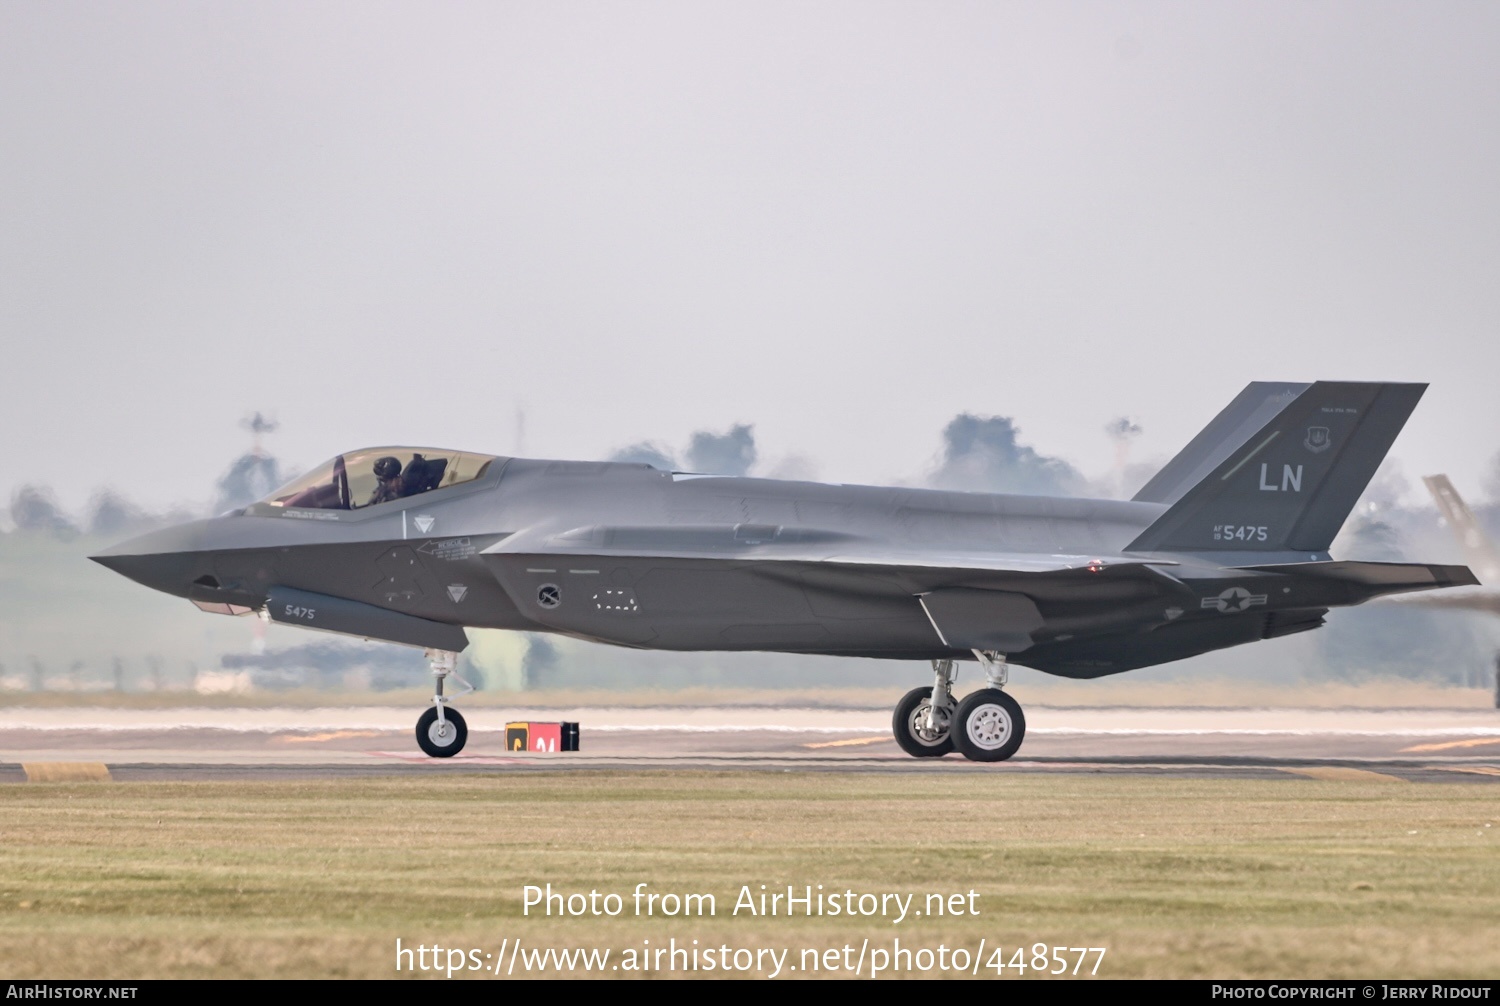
951;688;1025;763
892;686;954;757
417;706;467;758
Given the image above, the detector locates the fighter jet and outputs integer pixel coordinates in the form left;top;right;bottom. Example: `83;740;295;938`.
1419;475;1500;603
1375;474;1500;703
92;381;1476;762
1368;475;1500;621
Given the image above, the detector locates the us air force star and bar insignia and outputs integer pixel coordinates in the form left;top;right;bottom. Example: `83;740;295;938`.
1201;586;1269;613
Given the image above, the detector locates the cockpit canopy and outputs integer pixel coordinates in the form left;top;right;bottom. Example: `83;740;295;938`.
262;447;497;511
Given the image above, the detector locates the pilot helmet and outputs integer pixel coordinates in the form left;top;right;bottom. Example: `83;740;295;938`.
373;456;402;480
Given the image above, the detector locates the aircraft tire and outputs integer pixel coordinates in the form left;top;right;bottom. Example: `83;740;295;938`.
892;686;954;758
417;706;468;758
951;689;1025;763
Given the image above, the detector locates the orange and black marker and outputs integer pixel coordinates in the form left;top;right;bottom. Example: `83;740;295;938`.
506;722;579;752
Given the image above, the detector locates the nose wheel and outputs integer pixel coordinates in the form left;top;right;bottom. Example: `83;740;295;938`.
417;706;468;757
417;648;472;758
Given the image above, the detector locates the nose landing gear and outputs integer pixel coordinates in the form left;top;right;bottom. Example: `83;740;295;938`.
416;648;472;758
417;705;467;757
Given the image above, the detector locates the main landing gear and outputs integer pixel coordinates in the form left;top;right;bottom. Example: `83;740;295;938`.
893;659;957;757
416;648;472;758
892;651;1026;763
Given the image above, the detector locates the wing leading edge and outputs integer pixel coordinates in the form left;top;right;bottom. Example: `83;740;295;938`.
481;524;1180;577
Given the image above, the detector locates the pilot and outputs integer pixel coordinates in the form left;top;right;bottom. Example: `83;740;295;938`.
368;456;404;506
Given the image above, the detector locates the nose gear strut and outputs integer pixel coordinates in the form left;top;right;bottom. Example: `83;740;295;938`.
416;648;472;757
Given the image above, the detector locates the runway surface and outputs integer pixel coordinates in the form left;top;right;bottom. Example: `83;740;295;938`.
3;704;1500;782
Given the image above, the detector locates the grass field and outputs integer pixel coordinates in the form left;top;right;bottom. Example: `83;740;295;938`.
2;772;1498;979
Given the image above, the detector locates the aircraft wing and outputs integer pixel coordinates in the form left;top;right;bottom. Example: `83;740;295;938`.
481;523;1182;577
481;524;1193;654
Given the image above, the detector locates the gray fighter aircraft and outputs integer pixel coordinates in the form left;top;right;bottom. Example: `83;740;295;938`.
1371;474;1500;620
1420;475;1500;603
1378;474;1500;703
92;381;1476;762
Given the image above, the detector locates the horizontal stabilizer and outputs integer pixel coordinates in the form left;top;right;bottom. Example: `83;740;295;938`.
1232;560;1477;603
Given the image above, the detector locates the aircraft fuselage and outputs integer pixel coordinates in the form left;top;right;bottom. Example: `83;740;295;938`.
95;457;1400;677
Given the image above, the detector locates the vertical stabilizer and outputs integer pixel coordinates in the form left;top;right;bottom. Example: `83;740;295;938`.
1133;382;1310;505
1128;382;1425;554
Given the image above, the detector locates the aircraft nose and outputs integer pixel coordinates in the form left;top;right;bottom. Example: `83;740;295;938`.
90;519;218;598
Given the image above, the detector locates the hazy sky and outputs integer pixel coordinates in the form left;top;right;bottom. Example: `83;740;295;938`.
4;2;1498;514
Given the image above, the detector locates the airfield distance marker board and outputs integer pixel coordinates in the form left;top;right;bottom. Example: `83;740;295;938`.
505;722;580;753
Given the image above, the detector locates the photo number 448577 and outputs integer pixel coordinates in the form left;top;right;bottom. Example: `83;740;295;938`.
988;945;1106;976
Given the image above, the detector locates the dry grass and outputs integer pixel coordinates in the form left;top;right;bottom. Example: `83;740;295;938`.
1;773;1498;979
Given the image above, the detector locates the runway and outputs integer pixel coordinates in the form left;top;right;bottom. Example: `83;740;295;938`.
3;704;1499;782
